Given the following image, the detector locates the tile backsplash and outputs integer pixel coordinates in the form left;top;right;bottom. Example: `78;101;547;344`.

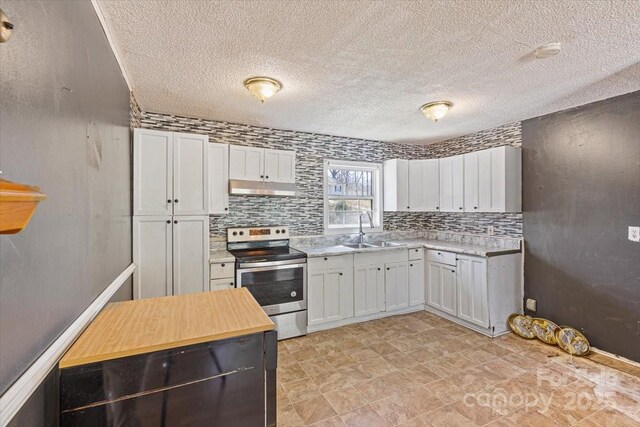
136;108;522;239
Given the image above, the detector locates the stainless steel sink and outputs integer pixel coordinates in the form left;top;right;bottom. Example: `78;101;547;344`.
341;243;377;249
341;242;405;249
367;241;405;248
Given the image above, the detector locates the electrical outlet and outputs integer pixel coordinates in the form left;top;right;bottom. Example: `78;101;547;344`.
526;298;537;312
487;226;495;236
629;226;640;242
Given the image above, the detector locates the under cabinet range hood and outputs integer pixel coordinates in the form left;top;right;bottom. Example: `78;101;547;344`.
229;179;299;197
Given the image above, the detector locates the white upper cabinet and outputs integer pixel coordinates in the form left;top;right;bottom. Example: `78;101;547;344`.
229;145;264;181
383;159;409;211
134;129;209;216
134;129;173;216
408;160;424;211
464;146;521;212
264;149;296;182
421;159;440;211
208;143;229;214
385;159;439;212
439;154;464;212
229;146;295;183
173;133;209;215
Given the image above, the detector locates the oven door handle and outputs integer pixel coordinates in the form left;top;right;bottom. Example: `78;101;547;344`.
237;262;307;273
237;259;307;269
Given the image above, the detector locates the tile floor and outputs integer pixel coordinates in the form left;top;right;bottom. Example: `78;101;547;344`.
276;311;640;426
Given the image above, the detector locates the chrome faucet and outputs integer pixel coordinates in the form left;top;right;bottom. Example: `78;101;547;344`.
358;211;374;244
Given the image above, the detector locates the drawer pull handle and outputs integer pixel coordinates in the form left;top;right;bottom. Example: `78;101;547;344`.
166;220;170;224
410;264;413;267
324;257;328;261
437;252;442;255
377;268;381;271
221;263;225;267
339;273;343;276
174;220;178;224
175;199;179;203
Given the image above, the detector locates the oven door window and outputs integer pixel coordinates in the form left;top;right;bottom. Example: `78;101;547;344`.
238;265;305;310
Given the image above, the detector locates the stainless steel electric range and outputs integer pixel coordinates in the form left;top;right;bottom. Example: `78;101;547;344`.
227;226;307;340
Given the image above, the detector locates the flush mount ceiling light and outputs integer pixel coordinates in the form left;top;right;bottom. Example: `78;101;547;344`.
244;77;282;103
534;42;562;59
420;101;453;122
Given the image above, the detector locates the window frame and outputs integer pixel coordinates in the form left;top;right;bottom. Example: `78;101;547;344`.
323;159;383;234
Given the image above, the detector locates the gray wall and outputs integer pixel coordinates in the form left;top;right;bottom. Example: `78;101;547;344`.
0;0;131;422
522;91;640;362
139;112;523;238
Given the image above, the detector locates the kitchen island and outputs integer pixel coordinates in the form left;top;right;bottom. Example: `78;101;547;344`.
59;288;276;426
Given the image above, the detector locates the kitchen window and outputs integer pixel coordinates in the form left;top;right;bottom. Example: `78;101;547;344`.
323;159;383;234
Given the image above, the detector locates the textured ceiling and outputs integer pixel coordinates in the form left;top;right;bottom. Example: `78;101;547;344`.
96;0;640;144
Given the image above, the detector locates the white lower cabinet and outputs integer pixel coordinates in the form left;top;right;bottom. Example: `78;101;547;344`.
354;264;386;316
384;262;409;311
426;251;522;336
456;255;489;327
408;260;425;306
307;255;354;326
133;215;209;299
427;261;457;316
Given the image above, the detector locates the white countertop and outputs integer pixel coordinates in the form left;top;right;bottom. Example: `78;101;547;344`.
209;249;235;263
295;238;521;258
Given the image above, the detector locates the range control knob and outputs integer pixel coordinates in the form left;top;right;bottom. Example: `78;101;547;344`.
232;231;238;236
275;230;280;234
239;231;244;236
281;229;286;233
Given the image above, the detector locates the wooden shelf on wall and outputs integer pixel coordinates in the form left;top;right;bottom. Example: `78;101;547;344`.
0;178;46;234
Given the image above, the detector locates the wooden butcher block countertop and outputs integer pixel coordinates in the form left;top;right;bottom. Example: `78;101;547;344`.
60;288;274;368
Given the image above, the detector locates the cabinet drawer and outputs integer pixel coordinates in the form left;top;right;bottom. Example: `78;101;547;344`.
210;278;235;291
210;262;235;279
308;255;343;271
409;247;424;261
427;250;456;266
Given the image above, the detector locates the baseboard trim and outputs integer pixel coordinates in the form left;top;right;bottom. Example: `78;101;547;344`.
307;305;425;334
0;263;135;427
591;347;640;369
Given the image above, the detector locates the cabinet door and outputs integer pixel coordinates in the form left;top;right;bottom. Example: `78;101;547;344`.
441;266;457;315
133;216;172;299
422;159;440;211
477;149;493;211
385;262;409;311
354;265;385;316
172;216;209;296
408;260;424;306
264;149;295;183
427;261;442;310
383;159;409;211
308;270;343;325
229;146;264;181
134;129;173;216
456;255;489;327
427;261;456;315
464;152;479;212
408;160;424;211
208;143;229;214
440;155;464;212
173;132;209;215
